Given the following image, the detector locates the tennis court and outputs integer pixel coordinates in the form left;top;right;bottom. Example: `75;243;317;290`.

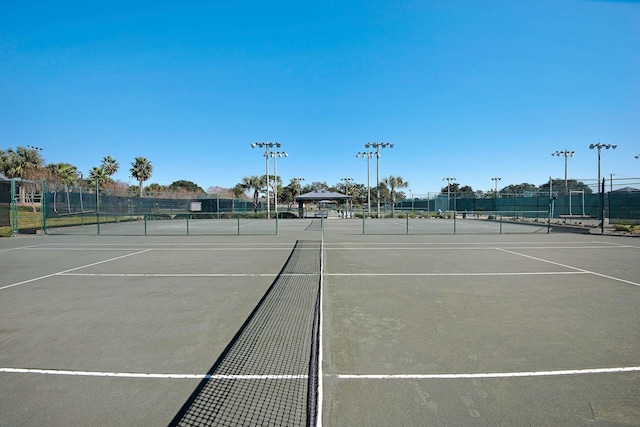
1;219;639;426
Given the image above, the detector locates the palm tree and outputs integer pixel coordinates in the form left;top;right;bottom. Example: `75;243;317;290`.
46;163;79;186
130;157;153;197
88;166;109;186
382;175;409;217
232;184;245;199
1;146;44;178
240;175;261;213
101;156;119;177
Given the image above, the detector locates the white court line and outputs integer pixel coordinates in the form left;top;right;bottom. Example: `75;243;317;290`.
0;368;306;379
336;366;640;379
23;242;297;247
496;248;640;287
17;247;293;252
325;240;613;247
3;366;638;380
58;273;312;277
325;245;628;250
327;272;588;277
0;249;151;291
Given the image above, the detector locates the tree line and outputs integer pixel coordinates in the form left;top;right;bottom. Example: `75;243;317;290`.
2;145;592;207
1;146;156;197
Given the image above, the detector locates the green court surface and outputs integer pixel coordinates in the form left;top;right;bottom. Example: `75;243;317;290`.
1;219;639;426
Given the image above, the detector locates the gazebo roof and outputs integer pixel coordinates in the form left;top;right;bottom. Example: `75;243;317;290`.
296;189;350;201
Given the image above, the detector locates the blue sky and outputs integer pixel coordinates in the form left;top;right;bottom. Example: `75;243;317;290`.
1;0;638;195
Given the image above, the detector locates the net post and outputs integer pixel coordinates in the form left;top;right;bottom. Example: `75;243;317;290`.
237;213;240;235
276;215;279;235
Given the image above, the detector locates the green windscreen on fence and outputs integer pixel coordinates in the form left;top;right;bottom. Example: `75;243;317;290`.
6;179;639;235
609;191;640;223
0;178;10;227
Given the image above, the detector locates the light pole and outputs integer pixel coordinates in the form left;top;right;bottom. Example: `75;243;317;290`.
292;177;305;219
491;177;501;198
251;141;281;219
409;189;414;212
552;149;575;193
270;151;288;217
341;177;353;212
364;142;394;218
293;177;305;197
589;142;616;193
443;177;456;210
610;173;615;192
589;142;617;233
356;151;374;215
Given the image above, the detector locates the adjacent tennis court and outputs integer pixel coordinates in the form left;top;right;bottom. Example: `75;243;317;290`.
1;219;638;426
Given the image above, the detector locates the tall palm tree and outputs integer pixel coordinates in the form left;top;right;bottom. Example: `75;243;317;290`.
101;156;119;177
130;157;153;197
382;175;409;217
240;175;261;213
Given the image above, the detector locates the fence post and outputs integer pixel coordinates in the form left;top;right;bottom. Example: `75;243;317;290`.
95;178;101;236
600;178;605;234
41;180;47;235
406;211;409;235
11;179;18;236
453;195;457;235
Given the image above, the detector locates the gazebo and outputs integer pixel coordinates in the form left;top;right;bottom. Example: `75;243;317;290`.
295;189;350;218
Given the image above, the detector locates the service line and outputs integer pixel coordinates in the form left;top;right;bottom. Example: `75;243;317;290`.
0;249;151;291
0;368;306;380
496;248;640;287
336;366;640;379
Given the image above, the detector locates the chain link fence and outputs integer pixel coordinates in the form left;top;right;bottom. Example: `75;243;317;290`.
2;178;639;236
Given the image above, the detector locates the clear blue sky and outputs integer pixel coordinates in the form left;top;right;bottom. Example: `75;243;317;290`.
1;0;638;195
